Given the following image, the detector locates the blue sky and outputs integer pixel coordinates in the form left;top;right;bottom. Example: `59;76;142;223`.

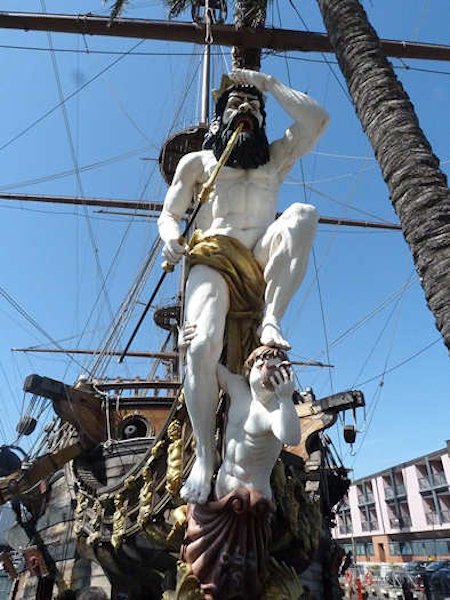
0;0;448;479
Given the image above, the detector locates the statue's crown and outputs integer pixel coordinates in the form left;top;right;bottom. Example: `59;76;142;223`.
212;74;234;103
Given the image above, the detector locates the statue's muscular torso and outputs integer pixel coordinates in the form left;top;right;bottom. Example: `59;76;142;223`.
181;148;283;250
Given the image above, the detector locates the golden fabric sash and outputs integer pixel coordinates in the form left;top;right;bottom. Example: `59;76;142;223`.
188;231;265;373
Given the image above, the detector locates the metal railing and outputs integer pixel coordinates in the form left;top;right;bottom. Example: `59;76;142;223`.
389;515;412;528
418;473;448;491
385;484;406;499
425;509;450;525
361;519;378;531
357;492;375;504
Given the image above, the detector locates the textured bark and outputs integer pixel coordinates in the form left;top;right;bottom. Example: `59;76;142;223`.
316;0;450;350
232;0;267;71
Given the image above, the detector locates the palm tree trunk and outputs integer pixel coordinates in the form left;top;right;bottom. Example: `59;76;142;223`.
316;0;450;350
232;0;267;71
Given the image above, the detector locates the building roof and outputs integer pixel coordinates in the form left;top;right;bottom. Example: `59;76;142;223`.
351;440;450;484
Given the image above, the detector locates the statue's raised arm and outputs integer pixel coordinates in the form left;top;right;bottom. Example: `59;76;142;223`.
228;69;329;177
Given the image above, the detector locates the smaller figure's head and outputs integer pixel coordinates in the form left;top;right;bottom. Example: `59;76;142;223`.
243;345;291;393
203;83;270;170
78;587;108;600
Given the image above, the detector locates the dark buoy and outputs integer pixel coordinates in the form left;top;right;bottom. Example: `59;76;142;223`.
16;416;37;436
343;425;357;444
0;446;22;477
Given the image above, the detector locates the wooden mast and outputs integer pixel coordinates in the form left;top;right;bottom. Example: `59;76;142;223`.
0;12;449;61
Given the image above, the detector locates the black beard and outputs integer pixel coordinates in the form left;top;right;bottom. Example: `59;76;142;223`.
203;115;270;170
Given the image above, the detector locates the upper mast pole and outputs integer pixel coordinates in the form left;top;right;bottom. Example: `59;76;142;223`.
199;0;212;126
200;43;211;125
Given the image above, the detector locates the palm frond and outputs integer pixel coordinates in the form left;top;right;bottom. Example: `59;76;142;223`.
162;0;195;18
109;0;129;20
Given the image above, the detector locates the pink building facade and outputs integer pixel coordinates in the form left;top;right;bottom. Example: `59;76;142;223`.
333;441;450;563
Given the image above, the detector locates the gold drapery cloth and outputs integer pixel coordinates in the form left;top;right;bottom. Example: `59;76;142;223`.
187;231;265;373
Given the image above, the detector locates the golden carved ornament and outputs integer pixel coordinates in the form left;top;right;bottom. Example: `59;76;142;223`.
166;505;187;547
162;562;205;600
261;559;303;600
166;420;183;497
73;491;89;535
111;493;127;549
86;498;104;546
151;440;165;459
137;465;153;528
124;475;136;490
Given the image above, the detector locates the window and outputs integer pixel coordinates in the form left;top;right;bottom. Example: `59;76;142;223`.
337;509;353;535
389;542;412;556
409;539;450;557
355;542;374;556
383;470;406;499
357;481;375;504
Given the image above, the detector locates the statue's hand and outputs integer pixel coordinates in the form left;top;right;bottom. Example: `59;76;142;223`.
269;365;295;399
178;323;197;350
229;69;273;93
162;238;187;265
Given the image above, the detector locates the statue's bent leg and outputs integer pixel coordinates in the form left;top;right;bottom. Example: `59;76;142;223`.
254;203;318;348
181;264;229;504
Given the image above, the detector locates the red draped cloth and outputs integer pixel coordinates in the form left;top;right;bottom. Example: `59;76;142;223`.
181;489;274;600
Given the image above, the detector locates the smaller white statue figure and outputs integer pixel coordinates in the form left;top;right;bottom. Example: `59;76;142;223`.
215;345;300;501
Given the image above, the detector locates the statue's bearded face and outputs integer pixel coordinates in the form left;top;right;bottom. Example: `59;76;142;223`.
203;85;270;170
222;91;264;130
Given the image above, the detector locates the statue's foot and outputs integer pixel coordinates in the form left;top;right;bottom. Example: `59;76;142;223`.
259;319;291;350
180;458;213;505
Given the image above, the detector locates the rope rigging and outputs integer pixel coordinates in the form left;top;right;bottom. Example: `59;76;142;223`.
0;1;445;511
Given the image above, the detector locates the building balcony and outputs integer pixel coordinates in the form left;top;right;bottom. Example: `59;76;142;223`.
389;515;412;528
357;493;375;505
425;512;438;525
338;525;353;535
418;473;448;491
361;520;378;532
425;510;450;525
385;484;406;499
441;509;450;523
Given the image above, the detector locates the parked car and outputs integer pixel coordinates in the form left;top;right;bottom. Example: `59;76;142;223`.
385;570;419;589
404;560;429;573
424;560;450;572
429;567;450;599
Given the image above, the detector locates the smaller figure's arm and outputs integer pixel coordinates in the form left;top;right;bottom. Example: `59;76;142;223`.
269;367;301;446
157;152;204;264
229;70;329;176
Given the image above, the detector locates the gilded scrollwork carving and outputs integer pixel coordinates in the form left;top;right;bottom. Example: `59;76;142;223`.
137;465;153;528
162;562;205;600
86;498;103;546
73;490;89;535
166;505;187;547
166;420;183;497
111;492;127;549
